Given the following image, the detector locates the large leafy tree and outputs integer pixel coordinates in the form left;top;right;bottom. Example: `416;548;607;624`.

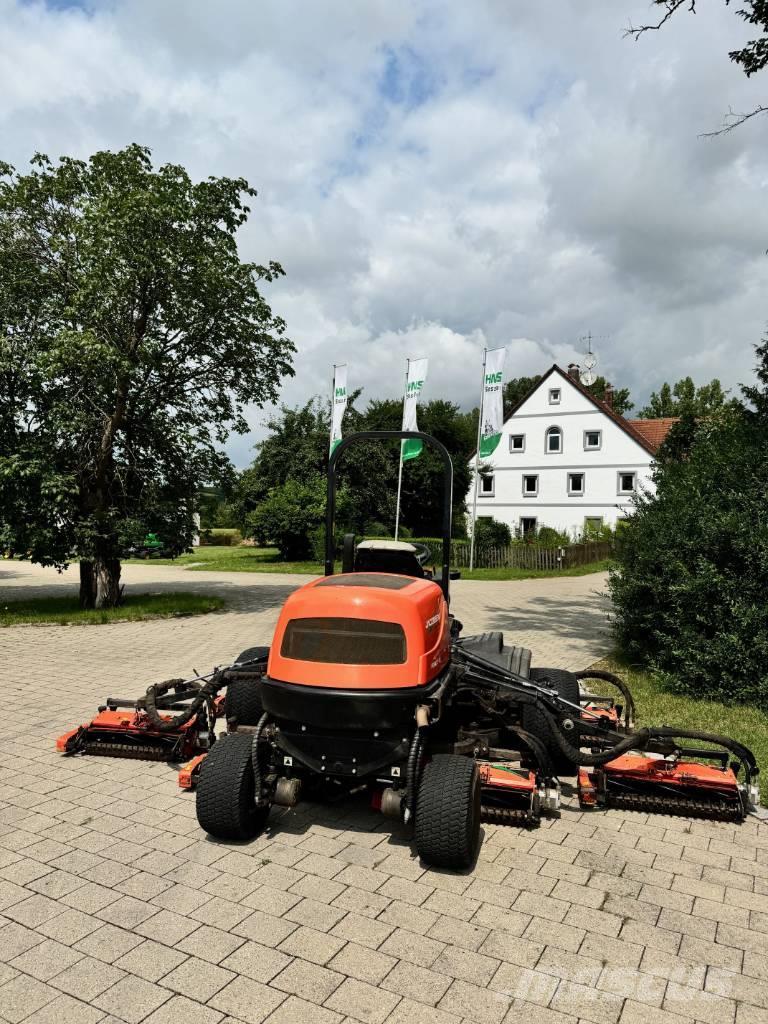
627;1;768;132
0;146;293;607
638;376;731;418
237;394;475;554
609;343;768;705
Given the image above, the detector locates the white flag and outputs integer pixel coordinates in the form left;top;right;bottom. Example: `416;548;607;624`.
329;364;348;454
479;348;506;458
401;358;428;461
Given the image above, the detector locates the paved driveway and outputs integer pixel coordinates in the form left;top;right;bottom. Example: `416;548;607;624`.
0;562;765;1024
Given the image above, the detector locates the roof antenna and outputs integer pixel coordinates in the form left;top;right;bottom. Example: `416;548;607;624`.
579;332;598;386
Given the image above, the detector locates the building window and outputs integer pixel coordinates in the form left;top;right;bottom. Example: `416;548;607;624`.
584;429;602;451
549;388;561;405
509;434;525;453
545;425;562;453
618;471;637;495
568;473;585;496
584;516;603;533
519;517;537;538
522;474;538;497
479;474;494;497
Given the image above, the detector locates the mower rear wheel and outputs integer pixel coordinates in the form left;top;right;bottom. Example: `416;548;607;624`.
234;646;270;666
414;754;481;869
225;675;264;727
523;668;581;775
196;733;269;841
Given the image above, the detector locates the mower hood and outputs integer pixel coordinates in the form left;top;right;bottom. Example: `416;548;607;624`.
267;573;450;689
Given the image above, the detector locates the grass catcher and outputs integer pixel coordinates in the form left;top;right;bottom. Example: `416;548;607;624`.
56;431;760;869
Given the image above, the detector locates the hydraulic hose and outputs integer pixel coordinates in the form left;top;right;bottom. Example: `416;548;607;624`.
575;669;636;727
505;724;555;778
142;673;224;732
404;731;424;815
644;727;759;784
251;712;269;804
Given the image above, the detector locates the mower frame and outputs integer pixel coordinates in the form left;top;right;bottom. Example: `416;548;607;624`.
325;429;453;598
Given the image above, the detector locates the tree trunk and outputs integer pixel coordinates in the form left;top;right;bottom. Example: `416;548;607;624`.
94;556;122;608
79;560;97;609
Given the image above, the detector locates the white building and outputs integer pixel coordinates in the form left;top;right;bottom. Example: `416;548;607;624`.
469;364;676;539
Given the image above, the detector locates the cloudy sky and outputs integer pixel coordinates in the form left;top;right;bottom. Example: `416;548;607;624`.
3;1;767;465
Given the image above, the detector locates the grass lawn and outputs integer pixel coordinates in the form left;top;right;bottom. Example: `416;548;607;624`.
125;545;611;580
1;592;225;627
124;545;322;574
592;656;768;802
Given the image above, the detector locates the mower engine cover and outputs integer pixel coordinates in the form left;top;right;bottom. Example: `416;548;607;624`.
259;572;450;779
266;572;450;690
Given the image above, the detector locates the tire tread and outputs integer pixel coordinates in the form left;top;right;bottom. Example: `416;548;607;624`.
196;733;267;840
414;754;480;869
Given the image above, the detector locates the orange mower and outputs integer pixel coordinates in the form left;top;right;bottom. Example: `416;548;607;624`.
58;431;760;869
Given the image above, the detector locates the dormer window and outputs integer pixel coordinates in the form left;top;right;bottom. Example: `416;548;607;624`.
545;426;562;453
548;388;561;405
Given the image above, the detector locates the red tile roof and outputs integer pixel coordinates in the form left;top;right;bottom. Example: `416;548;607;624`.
626;418;679;451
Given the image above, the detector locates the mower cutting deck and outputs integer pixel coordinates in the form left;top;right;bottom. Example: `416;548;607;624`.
56;429;760;869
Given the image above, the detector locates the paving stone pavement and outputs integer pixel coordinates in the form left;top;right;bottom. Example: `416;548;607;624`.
0;561;766;1024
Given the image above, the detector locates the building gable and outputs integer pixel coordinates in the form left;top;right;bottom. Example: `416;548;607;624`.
506;365;656;456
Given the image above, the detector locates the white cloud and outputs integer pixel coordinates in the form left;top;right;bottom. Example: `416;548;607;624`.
3;0;767;465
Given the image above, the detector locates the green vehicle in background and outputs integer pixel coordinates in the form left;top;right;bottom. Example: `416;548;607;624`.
129;532;172;559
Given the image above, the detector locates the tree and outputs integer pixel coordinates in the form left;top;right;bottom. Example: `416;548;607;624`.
233;391;399;536
501;373;633;417
248;476;328;560
587;375;634;416
627;1;768;133
741;335;768;416
638;376;730;418
0;146;293;607
503;376;542;418
608;344;768;705
236;394;475;543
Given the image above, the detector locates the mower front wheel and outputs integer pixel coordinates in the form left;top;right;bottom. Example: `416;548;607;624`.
196;733;269;841
414;754;481;870
522;668;581;775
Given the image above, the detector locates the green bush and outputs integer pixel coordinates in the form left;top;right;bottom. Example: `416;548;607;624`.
609;411;768;706
247;477;327;560
473;517;512;550
579;520;614;543
199;528;242;547
365;521;392;538
536;525;571;549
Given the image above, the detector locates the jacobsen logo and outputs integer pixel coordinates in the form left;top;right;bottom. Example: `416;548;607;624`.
425;612;440;630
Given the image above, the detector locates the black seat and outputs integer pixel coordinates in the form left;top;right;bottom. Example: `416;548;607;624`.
353;541;426;579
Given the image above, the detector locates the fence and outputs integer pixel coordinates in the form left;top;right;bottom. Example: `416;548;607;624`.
450;539;613;571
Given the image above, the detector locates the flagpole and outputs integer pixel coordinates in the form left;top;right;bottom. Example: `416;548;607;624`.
394;359;410;540
469;348;488;572
329;363;336;455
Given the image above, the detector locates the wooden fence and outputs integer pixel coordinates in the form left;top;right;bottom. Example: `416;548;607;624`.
450;539;613;571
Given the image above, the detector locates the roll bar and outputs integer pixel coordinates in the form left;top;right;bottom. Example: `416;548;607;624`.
326;431;454;599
